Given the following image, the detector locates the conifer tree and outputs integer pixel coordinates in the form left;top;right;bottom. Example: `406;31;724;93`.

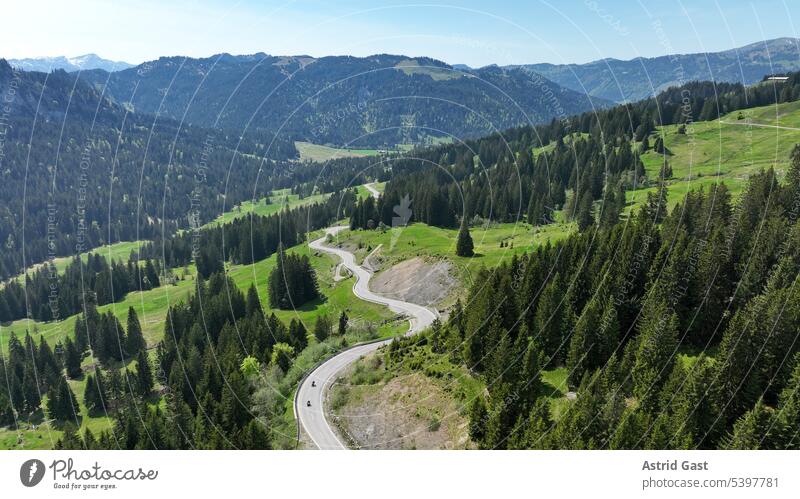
271;343;295;373
47;375;79;421
21;363;41;414
576;190;594;231
84;368;108;414
631;293;678;409
246;285;263;317
135;350;154;397
455;220;474;257
314;314;332;342
723;399;776;449
533;273;566;363
288;319;308;351
125;306;146;358
268;244;320;309
468;396;488;445
37;338;61;388
337;311;348;336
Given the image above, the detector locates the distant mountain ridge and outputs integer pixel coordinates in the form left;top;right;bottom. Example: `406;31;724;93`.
8;53;133;72
75;53;609;148
520;37;800;102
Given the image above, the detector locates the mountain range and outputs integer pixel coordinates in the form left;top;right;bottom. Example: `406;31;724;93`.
75;53;607;148
523;37;800;102
7;53;133;72
8;38;799;147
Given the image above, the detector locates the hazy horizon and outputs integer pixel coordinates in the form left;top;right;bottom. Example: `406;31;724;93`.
3;0;799;68
7;35;800;71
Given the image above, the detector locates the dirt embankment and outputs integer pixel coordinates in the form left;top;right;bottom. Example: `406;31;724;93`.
371;257;457;308
329;356;473;450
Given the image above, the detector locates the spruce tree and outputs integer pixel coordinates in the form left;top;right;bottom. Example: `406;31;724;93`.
576;190;594;231
314;314;332;342
455;220;474;257
468;397;488;445
246;285;263;317
723;399;776;449
288;319;308;351
337;311;348;336
135;350;154;397
659;159;673;180
47;376;79;421
631;292;678;409
268;244;289;309
268;245;320;309
271;343;295;373
533;274;565;363
21;364;41;414
125;306;146;357
84;369;108;414
37;338;60;388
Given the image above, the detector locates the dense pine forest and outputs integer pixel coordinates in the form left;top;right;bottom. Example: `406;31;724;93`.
0;198;348;447
0;60;380;282
3;59;800;449
345;72;800;450
351;71;800;232
0;253;161;323
385;158;800;449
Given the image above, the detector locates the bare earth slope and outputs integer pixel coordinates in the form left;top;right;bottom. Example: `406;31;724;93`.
370;257;457;308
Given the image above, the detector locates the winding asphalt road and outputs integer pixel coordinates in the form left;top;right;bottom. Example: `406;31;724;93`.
296;226;438;449
363;182;381;198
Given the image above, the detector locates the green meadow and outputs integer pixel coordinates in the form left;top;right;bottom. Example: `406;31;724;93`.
0;231;405;448
202;188;332;228
628;99;800;210
335;221;575;288
2;240;147;288
295;141;381;162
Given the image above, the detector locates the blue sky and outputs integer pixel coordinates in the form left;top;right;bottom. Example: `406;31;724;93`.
3;0;799;66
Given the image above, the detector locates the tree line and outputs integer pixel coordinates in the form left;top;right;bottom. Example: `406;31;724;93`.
349;70;800;234
0;252;161;323
0;302;150;428
387;149;800;449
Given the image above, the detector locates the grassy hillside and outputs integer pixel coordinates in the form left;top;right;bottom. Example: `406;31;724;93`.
0;231;405;448
202;183;385;229
201;188;330;228
1;240;147;288
628;99;800;210
335;222;574;288
295;142;381;162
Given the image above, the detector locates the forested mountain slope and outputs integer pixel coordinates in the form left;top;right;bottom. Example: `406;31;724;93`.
348;71;800;235
77;53;610;147
0;60;387;281
525;37;800;102
339;69;800;450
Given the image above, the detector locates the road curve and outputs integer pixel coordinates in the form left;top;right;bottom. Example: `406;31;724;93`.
296;225;438;449
363;182;381;198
